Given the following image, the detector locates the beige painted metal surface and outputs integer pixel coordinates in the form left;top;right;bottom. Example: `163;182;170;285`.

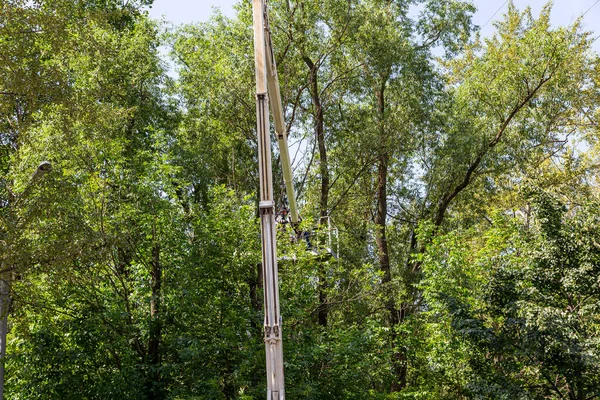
252;0;289;398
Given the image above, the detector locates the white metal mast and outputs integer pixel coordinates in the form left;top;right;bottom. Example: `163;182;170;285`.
252;0;298;398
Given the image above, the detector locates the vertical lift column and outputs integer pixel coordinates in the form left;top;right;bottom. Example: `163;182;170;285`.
252;0;297;398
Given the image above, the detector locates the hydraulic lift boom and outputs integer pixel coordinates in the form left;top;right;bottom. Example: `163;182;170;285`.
252;0;297;398
255;0;299;225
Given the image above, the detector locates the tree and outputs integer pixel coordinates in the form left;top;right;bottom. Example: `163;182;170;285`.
1;0;599;398
341;0;475;390
420;188;600;399
392;3;598;391
1;1;183;398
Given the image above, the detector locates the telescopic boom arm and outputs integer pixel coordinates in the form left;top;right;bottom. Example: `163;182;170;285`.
263;13;299;226
252;0;297;398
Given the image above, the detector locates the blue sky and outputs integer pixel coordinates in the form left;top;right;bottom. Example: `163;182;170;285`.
148;0;238;25
148;0;599;38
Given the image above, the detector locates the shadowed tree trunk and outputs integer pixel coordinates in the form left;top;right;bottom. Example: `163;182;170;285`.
305;55;329;328
373;79;407;391
250;262;263;331
148;224;163;400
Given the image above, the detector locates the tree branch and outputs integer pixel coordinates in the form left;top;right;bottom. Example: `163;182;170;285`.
433;74;553;228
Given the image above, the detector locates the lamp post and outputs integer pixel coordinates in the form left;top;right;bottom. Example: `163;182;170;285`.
0;161;52;400
31;161;52;181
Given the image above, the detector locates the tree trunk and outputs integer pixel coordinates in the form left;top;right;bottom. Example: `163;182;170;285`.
148;234;163;400
374;84;407;391
305;56;329;328
0;275;10;400
250;262;263;331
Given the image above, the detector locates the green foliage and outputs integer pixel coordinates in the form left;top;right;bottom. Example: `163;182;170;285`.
420;190;600;398
1;0;599;399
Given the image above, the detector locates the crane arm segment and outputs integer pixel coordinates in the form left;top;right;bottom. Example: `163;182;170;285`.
264;21;300;226
251;1;288;399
